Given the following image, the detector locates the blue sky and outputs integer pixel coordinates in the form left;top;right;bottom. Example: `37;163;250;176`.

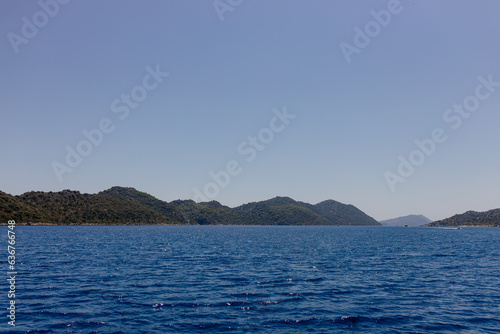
1;0;499;221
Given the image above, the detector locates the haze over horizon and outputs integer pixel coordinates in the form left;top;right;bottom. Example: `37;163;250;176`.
1;1;500;221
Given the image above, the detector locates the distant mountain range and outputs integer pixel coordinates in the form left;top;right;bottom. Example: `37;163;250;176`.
0;187;380;226
424;209;500;227
379;214;431;227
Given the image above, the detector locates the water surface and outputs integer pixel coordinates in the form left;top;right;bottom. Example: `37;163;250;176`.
3;226;500;333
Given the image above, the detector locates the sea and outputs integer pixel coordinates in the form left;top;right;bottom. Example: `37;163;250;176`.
2;225;500;333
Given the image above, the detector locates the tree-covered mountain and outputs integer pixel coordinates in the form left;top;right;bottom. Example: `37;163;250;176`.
231;197;328;225
0;187;380;226
314;200;379;226
379;214;431;227
170;199;236;225
0;187;185;225
424;209;500;227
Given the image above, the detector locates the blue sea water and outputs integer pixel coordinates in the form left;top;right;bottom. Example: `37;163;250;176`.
2;225;500;333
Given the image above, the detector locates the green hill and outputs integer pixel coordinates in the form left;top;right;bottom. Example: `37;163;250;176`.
313;200;379;226
230;197;379;225
231;197;329;225
2;187;185;225
170;199;236;225
425;209;500;227
0;187;380;226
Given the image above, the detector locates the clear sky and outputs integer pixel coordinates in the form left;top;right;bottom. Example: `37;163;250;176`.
1;0;499;221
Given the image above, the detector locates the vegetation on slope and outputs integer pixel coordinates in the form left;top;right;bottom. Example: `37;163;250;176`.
1;188;185;225
0;187;380;226
425;209;500;227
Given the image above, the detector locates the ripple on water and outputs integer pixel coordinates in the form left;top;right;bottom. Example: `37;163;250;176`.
11;225;500;333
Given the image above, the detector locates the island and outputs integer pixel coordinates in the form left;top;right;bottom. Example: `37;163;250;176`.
0;186;380;226
424;209;500;227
